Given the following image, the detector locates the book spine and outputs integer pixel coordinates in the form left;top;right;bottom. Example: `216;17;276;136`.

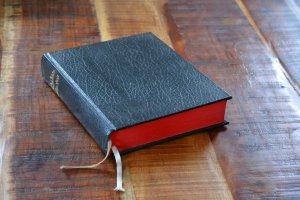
41;53;115;152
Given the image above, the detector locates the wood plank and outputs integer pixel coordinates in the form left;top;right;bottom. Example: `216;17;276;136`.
0;0;121;199
94;0;172;45
94;1;233;199
166;0;300;198
241;0;300;92
0;0;234;199
0;1;18;198
2;0;300;199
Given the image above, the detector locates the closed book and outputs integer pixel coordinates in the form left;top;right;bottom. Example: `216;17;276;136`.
41;32;231;154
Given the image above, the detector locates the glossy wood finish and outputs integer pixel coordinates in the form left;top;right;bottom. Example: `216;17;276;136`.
166;0;300;198
243;0;300;92
1;0;300;199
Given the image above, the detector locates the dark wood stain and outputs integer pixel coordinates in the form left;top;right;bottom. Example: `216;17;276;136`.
242;0;300;92
166;0;300;199
2;0;300;199
6;0;120;199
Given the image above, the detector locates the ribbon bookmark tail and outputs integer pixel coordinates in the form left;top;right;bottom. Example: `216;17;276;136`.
112;145;125;192
60;140;125;192
60;140;112;169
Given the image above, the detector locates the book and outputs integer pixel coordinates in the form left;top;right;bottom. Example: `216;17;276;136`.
41;32;231;191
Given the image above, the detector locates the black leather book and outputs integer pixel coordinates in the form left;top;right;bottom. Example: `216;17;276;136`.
41;32;231;154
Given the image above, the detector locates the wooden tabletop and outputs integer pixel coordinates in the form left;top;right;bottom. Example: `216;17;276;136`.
1;0;300;199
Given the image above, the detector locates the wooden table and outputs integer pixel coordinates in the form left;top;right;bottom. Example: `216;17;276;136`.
1;0;300;199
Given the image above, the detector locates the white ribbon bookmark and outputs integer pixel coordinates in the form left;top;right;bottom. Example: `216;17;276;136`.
111;145;125;192
60;140;125;192
60;140;112;169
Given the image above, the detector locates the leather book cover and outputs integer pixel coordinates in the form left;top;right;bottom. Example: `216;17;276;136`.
41;32;231;153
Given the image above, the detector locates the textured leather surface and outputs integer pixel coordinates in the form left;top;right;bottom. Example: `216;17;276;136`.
42;55;112;151
41;32;231;151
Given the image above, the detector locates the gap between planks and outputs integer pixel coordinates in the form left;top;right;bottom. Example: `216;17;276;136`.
235;0;300;94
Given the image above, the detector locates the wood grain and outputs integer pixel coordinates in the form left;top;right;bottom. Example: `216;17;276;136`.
94;0;172;45
1;0;300;199
166;0;300;198
241;0;300;92
94;1;233;199
0;1;19;198
0;0;120;199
